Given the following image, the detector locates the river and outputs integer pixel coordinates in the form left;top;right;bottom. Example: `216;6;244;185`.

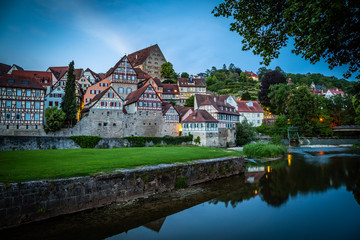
2;146;360;239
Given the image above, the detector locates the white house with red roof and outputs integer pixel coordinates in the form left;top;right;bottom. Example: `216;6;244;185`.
236;100;264;126
194;94;240;129
324;88;345;99
245;71;259;81
182;109;219;147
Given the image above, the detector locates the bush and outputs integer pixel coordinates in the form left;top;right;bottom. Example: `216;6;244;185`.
243;142;287;158
269;135;284;145
68;135;102;148
124;135;193;147
235;120;257;146
44;107;66;133
194;136;201;145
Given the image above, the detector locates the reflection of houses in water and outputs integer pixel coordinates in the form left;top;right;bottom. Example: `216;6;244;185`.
143;217;167;232
246;167;265;184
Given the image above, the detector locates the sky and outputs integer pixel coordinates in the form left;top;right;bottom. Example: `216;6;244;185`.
0;0;355;80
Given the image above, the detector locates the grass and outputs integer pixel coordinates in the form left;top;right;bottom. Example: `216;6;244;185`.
243;142;287;159
0;146;243;183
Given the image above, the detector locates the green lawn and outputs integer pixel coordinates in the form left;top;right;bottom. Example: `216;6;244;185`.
0;147;243;183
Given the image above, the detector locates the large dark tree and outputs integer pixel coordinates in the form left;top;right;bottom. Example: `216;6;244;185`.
61;60;78;126
213;0;360;79
258;71;286;107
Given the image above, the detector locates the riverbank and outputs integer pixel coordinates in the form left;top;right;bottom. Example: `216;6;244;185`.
0;156;247;230
0;147;243;183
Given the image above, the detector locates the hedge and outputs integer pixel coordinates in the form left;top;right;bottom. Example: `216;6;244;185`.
68;135;102;148
124;135;193;147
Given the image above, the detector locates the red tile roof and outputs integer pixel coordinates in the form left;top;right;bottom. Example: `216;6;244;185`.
162;102;179;115
127;44;160;66
182;109;218;123
175;106;193;118
162;83;179;94
177;78;206;87
124;84;160;106
11;70;52;86
326;88;344;96
0;63;12;76
0;74;45;90
236;100;264;113
153;78;163;87
134;67;151;80
245;71;258;78
195;94;239;115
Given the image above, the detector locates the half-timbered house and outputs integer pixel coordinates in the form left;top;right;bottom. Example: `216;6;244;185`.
162;83;180;104
104;55;139;99
0;74;45;132
45;86;65;109
124;84;162;114
162;103;180;123
82;86;123;117
11;70;53;94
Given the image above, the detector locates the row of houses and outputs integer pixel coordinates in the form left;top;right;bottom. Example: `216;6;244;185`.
0;44;264;146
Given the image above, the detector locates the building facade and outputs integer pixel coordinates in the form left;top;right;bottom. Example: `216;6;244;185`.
0;75;45;133
177;77;207;105
236;100;264;127
127;44;167;79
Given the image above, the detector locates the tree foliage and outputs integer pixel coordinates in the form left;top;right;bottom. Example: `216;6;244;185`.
241;91;251;100
160;62;178;80
181;72;189;78
268;84;290;115
213;0;360;79
61;60;78;126
235;120;257;146
184;95;194;107
44;106;65;133
287;86;317;136
258;70;286;107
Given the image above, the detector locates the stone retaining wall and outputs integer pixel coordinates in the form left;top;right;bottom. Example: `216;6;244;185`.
0;156;246;229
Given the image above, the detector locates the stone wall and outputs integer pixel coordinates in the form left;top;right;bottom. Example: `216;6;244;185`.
218;128;236;147
0;156;246;229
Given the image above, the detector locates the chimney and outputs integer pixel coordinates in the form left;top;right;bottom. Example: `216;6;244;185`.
136;55;138;59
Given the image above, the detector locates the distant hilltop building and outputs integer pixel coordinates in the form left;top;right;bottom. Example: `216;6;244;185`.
127;44;167;80
245;71;259;81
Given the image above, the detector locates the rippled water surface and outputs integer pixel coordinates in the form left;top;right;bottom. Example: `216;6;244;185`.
3;147;360;240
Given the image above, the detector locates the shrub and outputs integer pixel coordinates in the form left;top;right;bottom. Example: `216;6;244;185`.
270;135;284;145
44;107;66;133
194;136;201;145
68;135;102;148
243;142;287;158
124;135;193;147
235;120;257;146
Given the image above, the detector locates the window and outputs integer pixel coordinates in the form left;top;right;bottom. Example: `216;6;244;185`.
131;76;136;80
35;114;39;121
26;90;31;96
35;90;40;97
6;101;11;108
118;87;124;94
25;113;30;120
16;101;21;108
108;92;114;98
26;102;30;109
6;113;11;120
49;101;53;106
126;88;132;94
257;113;260;117
7;89;12;96
35;102;40;109
90;90;94;94
16;113;21;120
55;101;59;106
17;89;21;96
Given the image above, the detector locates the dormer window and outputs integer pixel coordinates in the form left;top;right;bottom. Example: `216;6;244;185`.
246;101;253;107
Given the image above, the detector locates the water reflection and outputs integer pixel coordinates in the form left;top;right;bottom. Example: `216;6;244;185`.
212;147;360;208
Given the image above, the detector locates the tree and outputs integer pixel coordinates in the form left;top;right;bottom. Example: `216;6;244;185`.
287;86;317;136
160;62;177;80
61;60;78;126
258;71;286;107
44;106;66;133
268;84;290;115
213;0;360;79
241;91;251;100
257;67;271;82
194;136;201;145
181;72;189;78
184;95;194;107
235;120;257;146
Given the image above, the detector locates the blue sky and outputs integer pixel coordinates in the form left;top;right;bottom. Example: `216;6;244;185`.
0;0;354;80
